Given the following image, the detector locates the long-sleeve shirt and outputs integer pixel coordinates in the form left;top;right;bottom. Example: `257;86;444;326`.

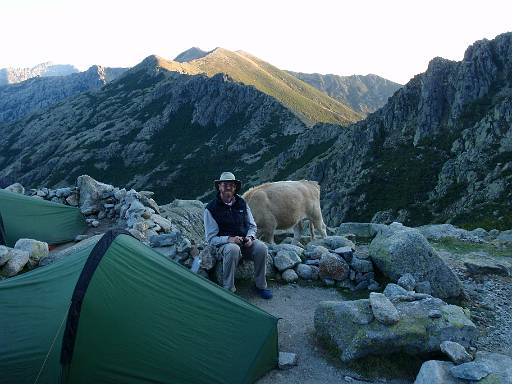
204;201;257;246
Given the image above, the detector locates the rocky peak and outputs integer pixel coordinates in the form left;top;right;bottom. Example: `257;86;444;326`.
174;47;209;62
0;62;79;86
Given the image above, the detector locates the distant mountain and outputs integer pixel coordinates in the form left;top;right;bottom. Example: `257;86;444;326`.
160;48;363;126
174;47;209;62
0;65;127;123
288;72;402;115
0;57;341;203
291;32;512;230
0;62;79;86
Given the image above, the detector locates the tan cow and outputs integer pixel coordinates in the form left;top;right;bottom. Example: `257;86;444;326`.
242;180;327;244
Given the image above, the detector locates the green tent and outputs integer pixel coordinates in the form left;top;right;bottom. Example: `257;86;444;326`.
0;189;87;247
0;231;278;384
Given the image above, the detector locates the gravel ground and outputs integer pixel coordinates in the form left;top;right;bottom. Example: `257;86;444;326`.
238;283;412;384
436;248;512;356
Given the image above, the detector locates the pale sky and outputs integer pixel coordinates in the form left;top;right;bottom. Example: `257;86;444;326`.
1;0;511;84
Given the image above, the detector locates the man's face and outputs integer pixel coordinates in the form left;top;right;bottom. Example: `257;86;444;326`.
219;181;236;199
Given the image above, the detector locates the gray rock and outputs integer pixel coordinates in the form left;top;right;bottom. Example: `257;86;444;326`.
197;246;218;270
417;224;484;243
4;183;25;194
333;246;354;262
415;351;512;383
66;193;79;206
440;341;472;364
369;227;464;299
282;269;299;283
449;361;492;381
319;252;350;281
303;244;329;260
305;259;320;266
274;250;301;272
369;292;400;325
414;360;460;384
464;258;511;277
269;243;305;257
151;214;172;233
0;246;13;266
55;187;72;198
496;229;512;243
383;283;413;302
309;235;355;251
474;351;512;383
158;200;205;246
1;249;30;276
14;239;49;262
77;175;114;215
350;257;373;273
149;231;183;248
336;222;387;238
278;352;298;369
295;263;314;280
368;280;380;291
398;273;416;291
315;295;476;362
415;281;433;295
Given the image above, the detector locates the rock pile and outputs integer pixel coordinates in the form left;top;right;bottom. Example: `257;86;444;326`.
415;351;512;383
194;236;380;290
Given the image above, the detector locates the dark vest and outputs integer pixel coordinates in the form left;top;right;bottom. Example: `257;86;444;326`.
206;194;248;237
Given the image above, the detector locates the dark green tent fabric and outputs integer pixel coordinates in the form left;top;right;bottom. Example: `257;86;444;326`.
0;189;87;247
0;233;278;384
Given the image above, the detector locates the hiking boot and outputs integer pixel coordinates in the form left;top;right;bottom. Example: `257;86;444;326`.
254;286;273;299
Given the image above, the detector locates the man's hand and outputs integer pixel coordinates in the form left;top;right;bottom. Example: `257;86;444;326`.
244;237;253;248
228;236;244;245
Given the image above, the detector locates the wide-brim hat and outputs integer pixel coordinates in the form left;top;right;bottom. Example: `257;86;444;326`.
214;172;241;192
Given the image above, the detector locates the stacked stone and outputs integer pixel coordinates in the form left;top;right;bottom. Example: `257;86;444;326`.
27;186;80;206
265;236;379;290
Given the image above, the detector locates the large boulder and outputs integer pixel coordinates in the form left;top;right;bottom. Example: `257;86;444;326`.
369;227;464;299
314;294;476;362
159;200;205;245
77;175;114;215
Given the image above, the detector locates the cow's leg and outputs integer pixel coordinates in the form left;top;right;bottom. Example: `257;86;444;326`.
313;218;327;238
308;220;316;240
293;220;303;243
258;220;276;244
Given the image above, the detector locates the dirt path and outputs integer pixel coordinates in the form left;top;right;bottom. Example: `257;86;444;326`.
238;283;413;384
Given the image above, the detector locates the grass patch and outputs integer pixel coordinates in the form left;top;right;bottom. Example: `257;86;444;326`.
430;237;512;258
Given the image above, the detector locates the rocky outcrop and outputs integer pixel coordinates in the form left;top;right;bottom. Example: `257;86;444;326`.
314;283;477;362
294;32;512;231
0;62;79;86
288;72;402;115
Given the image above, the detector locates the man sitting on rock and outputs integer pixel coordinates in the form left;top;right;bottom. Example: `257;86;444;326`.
203;172;272;299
